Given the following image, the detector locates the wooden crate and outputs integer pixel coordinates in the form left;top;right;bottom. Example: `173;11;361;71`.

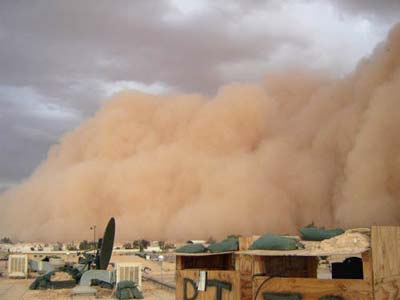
242;226;400;300
248;252;372;300
237;250;373;300
175;226;400;299
176;269;240;300
253;276;372;299
176;252;239;300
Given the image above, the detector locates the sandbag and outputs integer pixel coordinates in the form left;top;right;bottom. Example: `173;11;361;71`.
249;234;304;250
116;287;143;299
299;227;344;241
117;280;137;289
176;243;207;253
117;288;133;300
130;287;143;299
208;237;238;253
116;280;143;299
263;292;302;300
29;271;54;290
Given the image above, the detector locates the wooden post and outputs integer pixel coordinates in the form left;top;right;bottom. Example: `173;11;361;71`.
371;226;400;300
176;255;183;271
235;254;253;300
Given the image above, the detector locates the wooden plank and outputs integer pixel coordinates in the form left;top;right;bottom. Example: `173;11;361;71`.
362;251;373;284
176;251;234;257
253;255;266;276
240;275;253;300
371;226;400;283
176;255;184;270
239;236;258;251
178;253;234;271
176;270;195;300
236;254;254;300
307;257;318;278
234;255;240;272
253;277;372;300
374;275;400;300
227;253;234;270
176;270;240;300
238;248;369;257
236;254;253;275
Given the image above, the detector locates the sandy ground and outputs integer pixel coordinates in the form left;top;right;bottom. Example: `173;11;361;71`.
0;278;174;300
0;254;175;300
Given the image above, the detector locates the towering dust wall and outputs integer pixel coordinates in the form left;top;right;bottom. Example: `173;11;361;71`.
1;25;400;241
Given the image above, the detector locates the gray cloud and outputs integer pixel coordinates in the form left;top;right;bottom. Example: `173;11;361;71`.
331;0;400;20
0;0;285;95
0;85;80;186
0;0;398;188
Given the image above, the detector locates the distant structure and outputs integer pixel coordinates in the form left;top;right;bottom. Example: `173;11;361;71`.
186;240;207;245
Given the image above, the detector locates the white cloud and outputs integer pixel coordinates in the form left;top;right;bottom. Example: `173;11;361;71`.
103;80;172;97
170;0;209;15
218;1;391;81
0;85;81;121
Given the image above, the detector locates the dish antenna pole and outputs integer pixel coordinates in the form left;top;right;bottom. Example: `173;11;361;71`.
90;225;96;250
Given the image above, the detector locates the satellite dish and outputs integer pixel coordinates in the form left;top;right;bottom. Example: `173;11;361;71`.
98;217;115;270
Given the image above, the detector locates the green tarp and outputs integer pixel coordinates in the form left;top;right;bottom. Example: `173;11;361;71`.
29;271;54;290
29;271;76;290
250;234;304;251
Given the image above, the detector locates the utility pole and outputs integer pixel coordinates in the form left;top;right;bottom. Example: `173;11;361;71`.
90;225;96;250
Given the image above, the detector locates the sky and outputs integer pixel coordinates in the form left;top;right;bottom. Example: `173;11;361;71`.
0;0;399;192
